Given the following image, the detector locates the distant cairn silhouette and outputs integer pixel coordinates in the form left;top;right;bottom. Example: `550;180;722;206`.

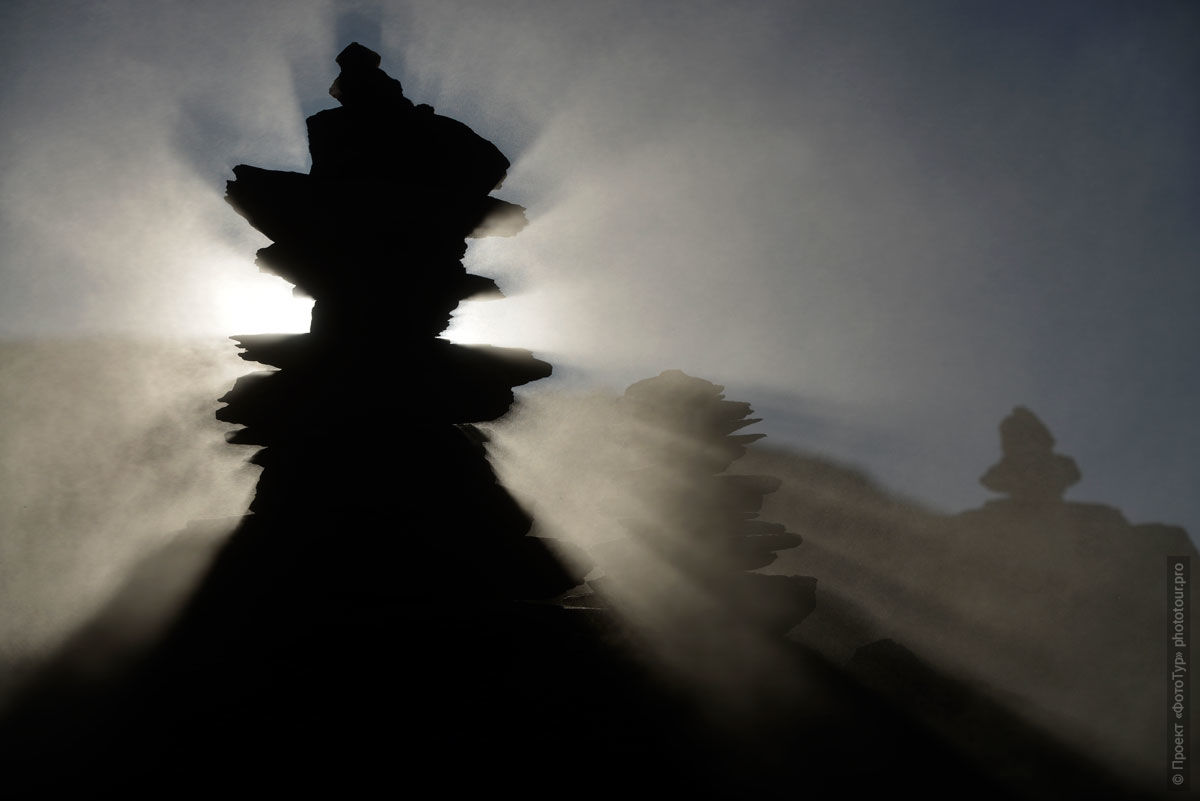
979;405;1081;505
586;370;815;636
218;42;585;600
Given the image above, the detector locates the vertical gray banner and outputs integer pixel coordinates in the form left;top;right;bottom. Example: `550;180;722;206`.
1170;556;1190;790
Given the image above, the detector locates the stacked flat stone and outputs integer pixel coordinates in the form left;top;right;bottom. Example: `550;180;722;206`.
594;369;814;634
218;43;583;600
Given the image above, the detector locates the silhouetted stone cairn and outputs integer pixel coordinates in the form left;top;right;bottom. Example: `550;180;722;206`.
0;43;602;793
218;42;584;600
589;370;814;636
979;405;1080;505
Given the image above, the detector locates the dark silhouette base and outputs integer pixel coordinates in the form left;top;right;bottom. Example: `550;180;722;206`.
0;516;1153;799
0;579;1020;798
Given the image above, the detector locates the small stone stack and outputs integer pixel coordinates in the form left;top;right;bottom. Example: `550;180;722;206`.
979;405;1081;505
218;42;584;601
592;369;814;635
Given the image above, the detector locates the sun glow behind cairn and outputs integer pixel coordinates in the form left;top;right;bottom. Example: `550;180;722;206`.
442;239;555;348
443;290;562;349
215;270;314;334
443;296;510;345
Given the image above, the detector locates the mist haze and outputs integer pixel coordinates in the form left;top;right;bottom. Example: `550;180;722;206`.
486;382;1193;785
1;3;1196;777
3;0;1195;510
0;338;253;699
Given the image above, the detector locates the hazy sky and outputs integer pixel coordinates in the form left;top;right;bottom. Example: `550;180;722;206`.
2;0;1197;534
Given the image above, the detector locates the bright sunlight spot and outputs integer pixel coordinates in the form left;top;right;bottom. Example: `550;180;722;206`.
443;296;551;348
215;273;313;334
